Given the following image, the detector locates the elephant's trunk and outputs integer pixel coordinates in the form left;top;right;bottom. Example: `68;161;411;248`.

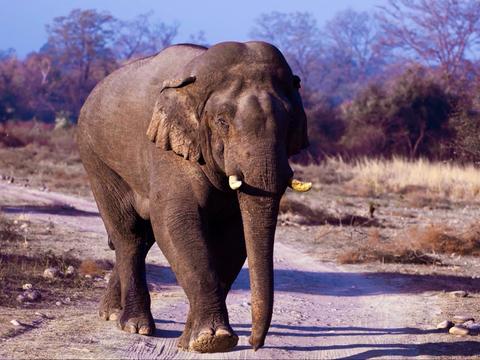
237;191;280;351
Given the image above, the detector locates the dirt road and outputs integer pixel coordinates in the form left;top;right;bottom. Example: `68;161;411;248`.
1;183;479;359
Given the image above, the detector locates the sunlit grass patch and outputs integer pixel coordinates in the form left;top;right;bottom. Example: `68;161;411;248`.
298;157;480;202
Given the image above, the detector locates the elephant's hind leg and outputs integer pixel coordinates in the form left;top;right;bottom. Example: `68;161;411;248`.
113;225;155;335
100;231;155;324
82;150;155;335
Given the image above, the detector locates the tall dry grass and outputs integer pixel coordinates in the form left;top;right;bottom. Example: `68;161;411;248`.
300;157;480;201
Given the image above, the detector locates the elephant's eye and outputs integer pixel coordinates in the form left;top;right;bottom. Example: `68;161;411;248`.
215;117;229;130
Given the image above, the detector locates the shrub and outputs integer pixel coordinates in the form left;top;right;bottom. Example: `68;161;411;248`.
449;110;480;162
338;228;437;265
338;223;480;265
341;66;456;159
414;224;480;256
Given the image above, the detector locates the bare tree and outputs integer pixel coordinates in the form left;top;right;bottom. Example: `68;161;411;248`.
0;50;59;121
250;10;391;103
325;9;389;80
114;12;179;61
46;9;117;79
250;11;324;102
43;9;119;117
377;0;480;76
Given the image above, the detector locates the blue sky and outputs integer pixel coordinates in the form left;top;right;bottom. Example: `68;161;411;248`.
0;0;382;57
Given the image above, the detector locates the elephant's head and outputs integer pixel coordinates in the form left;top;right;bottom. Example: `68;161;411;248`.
147;41;311;350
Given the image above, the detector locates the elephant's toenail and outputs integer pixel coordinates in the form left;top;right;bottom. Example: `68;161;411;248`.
199;328;214;336
215;328;231;337
109;313;119;321
139;326;151;335
125;324;137;333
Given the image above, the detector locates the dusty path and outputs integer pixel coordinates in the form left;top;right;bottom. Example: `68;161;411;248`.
1;183;479;359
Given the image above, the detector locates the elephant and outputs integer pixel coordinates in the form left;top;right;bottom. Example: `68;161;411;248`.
77;41;311;353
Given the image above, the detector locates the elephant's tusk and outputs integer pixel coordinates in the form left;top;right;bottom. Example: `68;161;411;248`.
228;175;243;190
288;178;312;192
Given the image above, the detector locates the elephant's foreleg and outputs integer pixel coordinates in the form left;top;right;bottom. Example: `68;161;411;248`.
150;203;238;353
178;216;246;350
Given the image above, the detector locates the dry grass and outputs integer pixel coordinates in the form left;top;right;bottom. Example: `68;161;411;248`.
299;157;480;202
0;120;76;153
413;224;480;256
0;250;96;307
0;212;23;242
294;157;480;264
0;210;105;307
279;197;379;227
0;120;91;197
338;223;480;264
78;259;113;276
338;229;438;265
346;157;480;201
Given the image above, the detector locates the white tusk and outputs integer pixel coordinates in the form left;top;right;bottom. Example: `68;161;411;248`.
228;175;242;190
288;178;312;192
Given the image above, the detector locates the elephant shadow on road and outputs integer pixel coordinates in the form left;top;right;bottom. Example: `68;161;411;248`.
267;327;480;358
268;338;480;358
148;320;480;357
146;263;480;296
249;325;479;357
145;265;480;357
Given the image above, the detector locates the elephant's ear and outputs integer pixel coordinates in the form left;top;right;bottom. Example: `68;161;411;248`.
146;76;202;161
287;75;309;156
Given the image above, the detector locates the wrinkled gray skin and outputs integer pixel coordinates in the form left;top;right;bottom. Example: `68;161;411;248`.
77;41;308;353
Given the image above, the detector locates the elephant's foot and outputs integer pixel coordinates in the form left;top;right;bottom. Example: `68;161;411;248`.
188;327;238;353
117;307;155;336
99;271;122;321
181;315;238;353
